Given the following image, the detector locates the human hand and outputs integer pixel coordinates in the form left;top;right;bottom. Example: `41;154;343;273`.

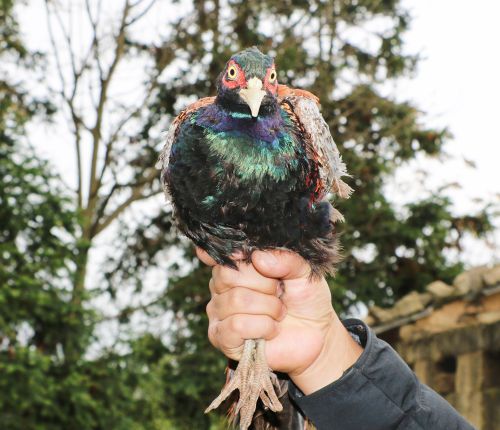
197;248;363;395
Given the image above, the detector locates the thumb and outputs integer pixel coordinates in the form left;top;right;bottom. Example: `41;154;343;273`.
251;249;312;281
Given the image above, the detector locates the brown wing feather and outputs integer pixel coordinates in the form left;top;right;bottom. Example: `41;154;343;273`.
278;86;352;199
277;84;320;105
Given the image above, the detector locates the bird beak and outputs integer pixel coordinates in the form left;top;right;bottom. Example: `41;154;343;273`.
239;77;266;117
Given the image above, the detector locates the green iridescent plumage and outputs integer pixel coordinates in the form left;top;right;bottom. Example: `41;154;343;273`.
198;114;299;182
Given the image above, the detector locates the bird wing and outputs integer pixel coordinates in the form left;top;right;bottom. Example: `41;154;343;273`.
156;96;216;198
278;85;352;199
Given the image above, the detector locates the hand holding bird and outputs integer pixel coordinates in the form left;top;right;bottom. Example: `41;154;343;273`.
199;248;363;391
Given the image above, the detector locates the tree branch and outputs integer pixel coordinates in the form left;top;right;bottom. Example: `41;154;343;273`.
96;69;162;190
85;0;131;236
51;2;78;81
91;168;159;237
126;0;157;26
85;0;104;82
44;1;66;95
45;0;88;207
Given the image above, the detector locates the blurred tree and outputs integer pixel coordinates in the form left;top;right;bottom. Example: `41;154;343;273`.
2;0;494;428
0;1;172;429
1;1;80;427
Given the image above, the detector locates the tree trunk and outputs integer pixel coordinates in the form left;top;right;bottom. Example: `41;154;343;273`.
64;236;91;362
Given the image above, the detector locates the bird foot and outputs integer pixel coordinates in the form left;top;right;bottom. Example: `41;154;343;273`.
205;339;283;430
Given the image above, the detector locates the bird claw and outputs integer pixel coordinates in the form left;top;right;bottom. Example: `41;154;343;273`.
205;339;283;430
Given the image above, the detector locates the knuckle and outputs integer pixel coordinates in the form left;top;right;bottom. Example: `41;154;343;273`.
229;288;248;310
207;324;219;348
263;315;274;329
211;267;223;291
218;267;236;286
205;300;214;319
208;277;215;294
229;316;245;334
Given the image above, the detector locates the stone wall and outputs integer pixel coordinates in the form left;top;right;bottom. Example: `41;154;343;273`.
391;318;500;429
368;265;500;430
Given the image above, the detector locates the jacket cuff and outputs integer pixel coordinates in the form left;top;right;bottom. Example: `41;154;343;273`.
288;319;418;430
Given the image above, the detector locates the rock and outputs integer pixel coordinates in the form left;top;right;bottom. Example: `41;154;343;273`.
393;291;425;317
426;281;457;299
418;292;434;307
477;311;500;325
370;305;396;323
400;324;419;341
369;291;430;325
453;267;489;295
364;315;376;326
482;265;500;287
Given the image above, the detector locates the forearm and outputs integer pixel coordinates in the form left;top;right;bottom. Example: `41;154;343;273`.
288;320;475;430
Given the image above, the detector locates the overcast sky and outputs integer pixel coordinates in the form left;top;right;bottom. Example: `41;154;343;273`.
398;0;500;196
390;0;500;264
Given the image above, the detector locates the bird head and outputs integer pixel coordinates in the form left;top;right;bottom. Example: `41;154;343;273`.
216;47;278;118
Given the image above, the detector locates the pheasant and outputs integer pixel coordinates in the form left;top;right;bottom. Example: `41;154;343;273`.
157;46;351;429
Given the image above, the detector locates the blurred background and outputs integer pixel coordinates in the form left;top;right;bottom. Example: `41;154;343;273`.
1;0;499;429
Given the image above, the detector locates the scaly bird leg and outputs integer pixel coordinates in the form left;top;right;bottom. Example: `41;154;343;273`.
205;339;255;414
238;338;282;423
205;338;283;430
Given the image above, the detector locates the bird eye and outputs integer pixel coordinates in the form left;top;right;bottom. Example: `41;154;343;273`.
268;69;277;83
227;65;238;80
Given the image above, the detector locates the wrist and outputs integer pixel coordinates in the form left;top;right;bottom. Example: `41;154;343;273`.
290;315;363;395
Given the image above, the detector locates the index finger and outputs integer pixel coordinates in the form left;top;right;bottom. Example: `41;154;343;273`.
196;247;217;266
212;260;279;296
196;247;245;267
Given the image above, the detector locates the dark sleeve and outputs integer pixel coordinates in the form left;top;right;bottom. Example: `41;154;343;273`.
288;319;475;430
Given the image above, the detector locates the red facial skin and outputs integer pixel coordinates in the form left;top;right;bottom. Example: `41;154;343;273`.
222;60;247;89
264;64;278;95
222;60;278;95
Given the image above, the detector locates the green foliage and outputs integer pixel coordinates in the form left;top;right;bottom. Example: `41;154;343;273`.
1;0;27;58
0;141;182;428
0;140;79;348
0;2;164;429
159;264;227;429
